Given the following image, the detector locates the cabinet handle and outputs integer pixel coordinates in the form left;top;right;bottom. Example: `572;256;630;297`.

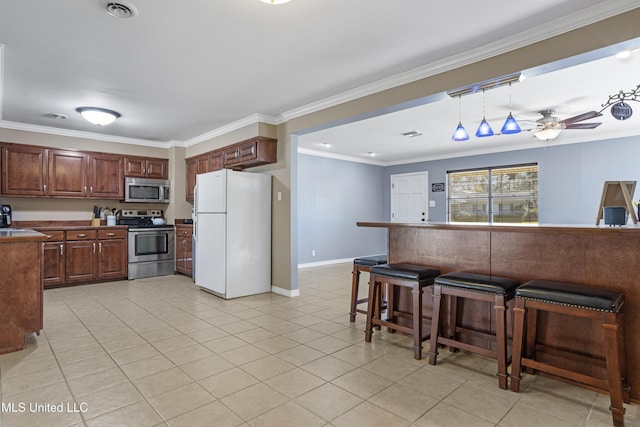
77;233;87;238
99;242;102;253
106;232;116;237
84;186;87;194
43;184;47;192
46;234;53;239
90;186;93;194
93;242;96;253
60;244;64;256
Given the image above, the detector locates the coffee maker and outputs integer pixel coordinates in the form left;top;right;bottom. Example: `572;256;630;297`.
0;204;12;228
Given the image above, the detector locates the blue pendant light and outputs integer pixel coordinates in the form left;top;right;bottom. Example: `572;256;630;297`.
500;113;521;134
452;122;469;141
451;95;469;141
475;89;494;137
475;118;494;137
500;82;521;134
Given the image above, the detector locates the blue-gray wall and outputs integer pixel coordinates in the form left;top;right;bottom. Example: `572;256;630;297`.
297;154;387;264
385;136;640;224
297;136;640;264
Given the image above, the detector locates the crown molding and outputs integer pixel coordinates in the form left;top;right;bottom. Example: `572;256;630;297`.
0;120;170;148
183;113;278;147
278;1;640;124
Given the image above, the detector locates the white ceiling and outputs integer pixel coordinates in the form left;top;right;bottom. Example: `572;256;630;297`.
0;0;639;160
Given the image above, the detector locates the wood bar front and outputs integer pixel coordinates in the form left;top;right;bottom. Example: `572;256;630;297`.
358;221;640;402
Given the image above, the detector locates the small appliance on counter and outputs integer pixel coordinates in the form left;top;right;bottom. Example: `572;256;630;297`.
118;209;175;280
0;204;12;228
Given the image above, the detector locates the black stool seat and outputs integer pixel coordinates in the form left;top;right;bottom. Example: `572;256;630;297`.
370;263;440;281
354;255;388;267
435;272;520;295
516;279;624;312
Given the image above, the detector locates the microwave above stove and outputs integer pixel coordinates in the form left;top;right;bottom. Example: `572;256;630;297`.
124;177;170;203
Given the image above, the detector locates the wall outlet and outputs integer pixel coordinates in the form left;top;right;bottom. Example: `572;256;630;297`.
277;191;282;201
429;200;436;207
311;249;316;257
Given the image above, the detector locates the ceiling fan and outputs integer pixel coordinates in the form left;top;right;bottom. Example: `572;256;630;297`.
527;109;603;140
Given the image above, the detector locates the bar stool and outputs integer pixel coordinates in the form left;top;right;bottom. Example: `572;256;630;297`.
365;263;440;360
350;255;387;322
428;272;520;389
510;280;629;427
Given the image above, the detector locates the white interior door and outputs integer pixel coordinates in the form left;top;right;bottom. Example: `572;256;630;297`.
391;171;428;223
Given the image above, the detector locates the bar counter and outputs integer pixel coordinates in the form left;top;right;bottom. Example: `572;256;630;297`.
358;221;640;402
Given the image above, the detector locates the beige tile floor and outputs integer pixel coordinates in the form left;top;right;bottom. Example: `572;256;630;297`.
0;262;637;427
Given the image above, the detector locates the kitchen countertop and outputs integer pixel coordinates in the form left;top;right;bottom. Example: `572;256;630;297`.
0;228;47;242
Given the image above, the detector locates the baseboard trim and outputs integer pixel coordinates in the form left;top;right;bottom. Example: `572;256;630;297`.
298;257;354;269
271;286;300;297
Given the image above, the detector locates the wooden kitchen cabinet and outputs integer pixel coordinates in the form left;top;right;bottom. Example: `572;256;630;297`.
97;229;127;279
89;153;124;199
223;137;276;169
48;150;89;197
41;230;66;287
1;143;125;200
175;224;193;277
124;156;169;179
1;144;48;196
185;152;222;202
65;230;98;283
184;137;275;202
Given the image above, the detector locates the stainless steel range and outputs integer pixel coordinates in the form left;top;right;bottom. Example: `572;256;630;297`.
118;209;175;280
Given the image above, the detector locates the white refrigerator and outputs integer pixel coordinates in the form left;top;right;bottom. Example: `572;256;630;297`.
194;169;271;299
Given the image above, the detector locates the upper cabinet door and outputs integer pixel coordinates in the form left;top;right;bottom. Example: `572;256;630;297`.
145;158;168;179
1;144;48;196
89;153;124;199
124;156;168;179
48;150;89;197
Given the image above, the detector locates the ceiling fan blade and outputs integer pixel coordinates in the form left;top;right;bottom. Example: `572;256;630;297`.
560;110;602;125
564;122;602;130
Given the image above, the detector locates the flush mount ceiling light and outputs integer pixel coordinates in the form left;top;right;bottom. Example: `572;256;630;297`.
260;0;292;4
76;107;121;126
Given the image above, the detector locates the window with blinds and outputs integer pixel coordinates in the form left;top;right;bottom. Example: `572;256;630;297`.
447;164;538;224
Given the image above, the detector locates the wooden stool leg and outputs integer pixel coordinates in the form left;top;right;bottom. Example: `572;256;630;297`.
374;279;382;330
350;265;360;322
510;298;526;392
603;312;625;427
364;276;377;342
524;307;538;374
618;313;631;404
386;282;395;333
447;295;458;352
412;283;423;360
494;294;508;390
428;285;442;365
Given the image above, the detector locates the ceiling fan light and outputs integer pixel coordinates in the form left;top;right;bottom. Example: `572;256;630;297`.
76;107;120;126
452;122;469;141
475;118;494;137
500;113;521;134
534;128;562;141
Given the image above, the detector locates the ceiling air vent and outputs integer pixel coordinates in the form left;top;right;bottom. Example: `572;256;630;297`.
106;1;138;19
